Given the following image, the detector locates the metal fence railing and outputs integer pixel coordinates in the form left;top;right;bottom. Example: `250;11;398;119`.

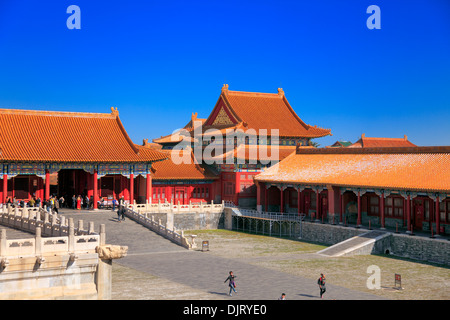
224;201;306;238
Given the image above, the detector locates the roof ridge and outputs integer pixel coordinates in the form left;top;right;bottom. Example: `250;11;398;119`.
295;146;450;154
227;90;280;97
363;136;408;141
0;107;117;119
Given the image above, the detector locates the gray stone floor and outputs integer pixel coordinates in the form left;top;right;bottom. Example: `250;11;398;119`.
6;209;386;300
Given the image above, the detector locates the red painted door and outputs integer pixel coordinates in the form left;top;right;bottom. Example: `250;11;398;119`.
175;188;185;205
414;199;424;230
321;194;328;220
304;192;311;217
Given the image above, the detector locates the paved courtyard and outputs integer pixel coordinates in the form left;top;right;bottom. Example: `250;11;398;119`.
58;209;384;300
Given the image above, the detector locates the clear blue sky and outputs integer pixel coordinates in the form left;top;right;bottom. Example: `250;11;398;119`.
0;0;449;147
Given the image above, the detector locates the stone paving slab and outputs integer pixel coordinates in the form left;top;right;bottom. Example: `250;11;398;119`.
59;209;385;300
119;249;384;300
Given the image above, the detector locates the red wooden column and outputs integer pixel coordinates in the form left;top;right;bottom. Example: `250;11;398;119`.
406;194;411;233
435;195;440;236
256;181;261;211
380;192;386;229
339;191;344;224
122;175;128;200
129;173;134;204
37;177;43;200
2;174;7;204
315;189;320;221
235;172;240;206
93;170;98;210
210;183;214;203
357;191;362;227
297;188;301;215
45;170;50;200
264;184;268;212
27;176;31;200
146;173;152;204
280;186;284;214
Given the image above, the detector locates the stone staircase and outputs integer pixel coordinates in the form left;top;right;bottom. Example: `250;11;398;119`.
317;230;391;257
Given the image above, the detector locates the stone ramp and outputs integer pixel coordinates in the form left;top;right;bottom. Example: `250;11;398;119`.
317;230;390;257
0;225;35;239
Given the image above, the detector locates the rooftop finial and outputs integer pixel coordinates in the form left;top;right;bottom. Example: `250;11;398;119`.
110;107;119;116
278;88;284;97
222;84;229;93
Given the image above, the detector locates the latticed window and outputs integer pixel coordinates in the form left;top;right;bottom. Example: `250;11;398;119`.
447;201;450;223
439;201;450;223
369;196;379;215
310;191;316;209
424;200;430;220
385;196;403;218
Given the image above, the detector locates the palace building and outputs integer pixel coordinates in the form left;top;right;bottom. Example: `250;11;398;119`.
254;145;450;235
141;142;219;205
153;84;332;207
0;107;168;208
347;133;417;148
2;84;448;236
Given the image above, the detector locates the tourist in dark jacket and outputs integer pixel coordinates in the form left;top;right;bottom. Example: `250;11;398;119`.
224;271;237;296
318;273;326;298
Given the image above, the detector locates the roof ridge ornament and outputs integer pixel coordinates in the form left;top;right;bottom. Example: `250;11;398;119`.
278;88;284;97
110;106;119;116
222;84;229;94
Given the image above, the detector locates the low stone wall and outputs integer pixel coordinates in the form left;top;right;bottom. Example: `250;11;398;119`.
387;233;450;265
130;200;224;215
0;207;128;300
142;211;224;231
0;224;127;299
301;222;367;245
174;212;223;230
299;222;450;266
0;251;100;300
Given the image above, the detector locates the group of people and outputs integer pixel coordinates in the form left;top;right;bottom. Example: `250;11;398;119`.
4;195;61;212
224;271;327;299
3;194;124;213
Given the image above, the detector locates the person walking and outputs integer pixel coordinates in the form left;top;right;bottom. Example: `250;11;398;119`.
278;293;287;300
54;196;59;214
224;271;237;296
120;205;126;221
77;195;81;210
59;196;65;208
318;273;326;298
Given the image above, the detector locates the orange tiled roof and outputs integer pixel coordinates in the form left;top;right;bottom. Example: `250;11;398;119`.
0;108;168;163
348;134;416;148
150;148;218;181
153;113;203;144
153;132;197;144
204;145;298;163
202;85;332;138
255;146;450;193
141;139;163;150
